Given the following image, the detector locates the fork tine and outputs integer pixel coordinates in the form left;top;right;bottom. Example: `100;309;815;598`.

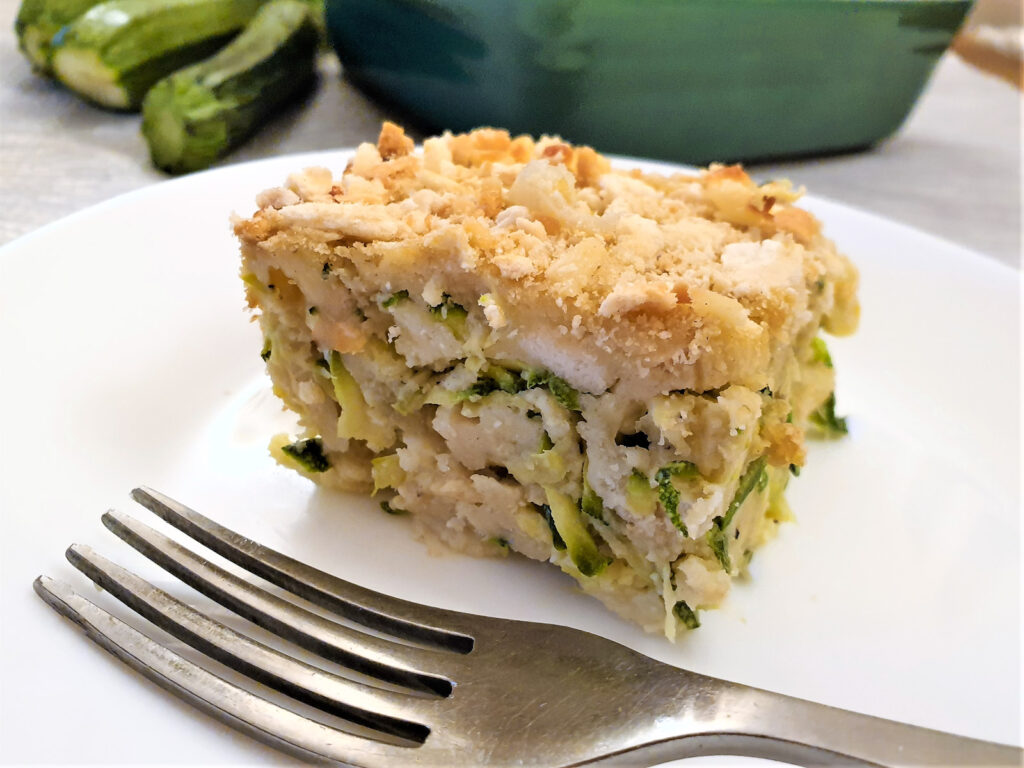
102;510;457;696
33;576;421;768
66;544;435;743
131;487;475;652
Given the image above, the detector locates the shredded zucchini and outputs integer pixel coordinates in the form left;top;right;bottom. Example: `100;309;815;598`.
655;461;699;537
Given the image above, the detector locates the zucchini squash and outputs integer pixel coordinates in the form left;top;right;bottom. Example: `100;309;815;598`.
141;0;318;173
15;0;105;73
51;0;265;110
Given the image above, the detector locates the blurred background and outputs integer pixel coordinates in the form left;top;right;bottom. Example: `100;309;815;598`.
954;0;1022;87
0;0;1020;264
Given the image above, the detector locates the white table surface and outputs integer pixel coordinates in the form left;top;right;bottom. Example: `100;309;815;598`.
0;0;1020;269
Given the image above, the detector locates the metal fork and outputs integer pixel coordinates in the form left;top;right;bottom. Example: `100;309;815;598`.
35;488;1020;767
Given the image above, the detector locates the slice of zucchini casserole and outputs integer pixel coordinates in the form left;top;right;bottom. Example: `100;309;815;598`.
235;123;859;638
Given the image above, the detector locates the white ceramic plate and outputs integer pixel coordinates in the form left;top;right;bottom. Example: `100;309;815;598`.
0;152;1019;766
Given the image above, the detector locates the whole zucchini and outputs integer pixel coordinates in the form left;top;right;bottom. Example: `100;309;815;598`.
51;0;265;110
141;0;318;174
14;0;105;73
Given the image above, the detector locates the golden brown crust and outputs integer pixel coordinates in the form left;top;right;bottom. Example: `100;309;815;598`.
762;422;807;468
237;124;859;394
377;121;415;159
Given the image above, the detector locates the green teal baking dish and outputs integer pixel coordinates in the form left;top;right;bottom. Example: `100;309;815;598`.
325;0;972;163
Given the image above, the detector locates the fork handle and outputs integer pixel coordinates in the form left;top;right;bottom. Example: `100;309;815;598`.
641;678;1021;767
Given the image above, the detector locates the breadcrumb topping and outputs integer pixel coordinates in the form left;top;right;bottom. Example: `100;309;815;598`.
237;123;858;393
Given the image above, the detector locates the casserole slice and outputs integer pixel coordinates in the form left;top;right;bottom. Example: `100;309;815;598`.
235;123;858;637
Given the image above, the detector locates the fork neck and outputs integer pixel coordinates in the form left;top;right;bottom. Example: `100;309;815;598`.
616;667;1019;767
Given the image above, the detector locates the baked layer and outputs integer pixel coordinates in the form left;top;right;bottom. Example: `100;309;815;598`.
235;124;858;637
237;123;858;398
